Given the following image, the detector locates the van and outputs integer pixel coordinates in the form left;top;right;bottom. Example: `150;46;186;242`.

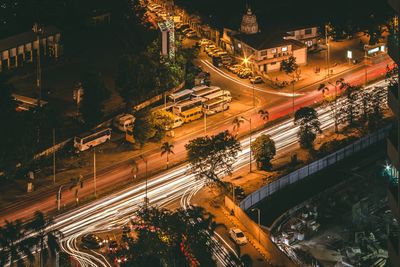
221;55;232;65
113;114;135;132
172;114;184;128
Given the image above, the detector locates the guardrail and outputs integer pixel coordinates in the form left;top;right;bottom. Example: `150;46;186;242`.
239;124;392;211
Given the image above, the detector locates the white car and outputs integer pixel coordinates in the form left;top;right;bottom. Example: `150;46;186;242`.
229;228;248;245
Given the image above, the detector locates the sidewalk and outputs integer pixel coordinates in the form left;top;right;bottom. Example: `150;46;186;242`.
191;186;273;267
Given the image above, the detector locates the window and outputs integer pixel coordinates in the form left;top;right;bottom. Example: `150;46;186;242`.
305;28;312;35
270;48;277;54
270;62;276;65
260;50;267;56
281;46;288;52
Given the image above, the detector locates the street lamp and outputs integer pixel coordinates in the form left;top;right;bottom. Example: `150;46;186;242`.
239;116;252;172
251;208;261;243
243;56;256;107
140;155;149;208
32;23;43;107
93;147;97;198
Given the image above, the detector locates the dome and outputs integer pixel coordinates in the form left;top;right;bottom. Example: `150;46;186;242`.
240;8;259;34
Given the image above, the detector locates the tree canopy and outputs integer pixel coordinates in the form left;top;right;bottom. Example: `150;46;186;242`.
294;107;321;149
251;134;276;170
185;131;241;187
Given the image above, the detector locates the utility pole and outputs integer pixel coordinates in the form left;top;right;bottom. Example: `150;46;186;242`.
32;23;43;107
325;24;330;80
93;148;97;198
53;128;56;184
140;155;149;208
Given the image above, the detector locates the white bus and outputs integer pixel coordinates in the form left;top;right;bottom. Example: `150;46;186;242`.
203;90;232;102
203;97;230;115
172;98;203;115
113;114;135;132
74;128;112;152
168;89;193;103
191;86;221;99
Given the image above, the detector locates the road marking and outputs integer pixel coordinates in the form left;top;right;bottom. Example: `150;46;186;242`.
200;59;304;97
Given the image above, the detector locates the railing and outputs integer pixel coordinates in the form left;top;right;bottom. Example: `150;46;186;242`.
240;125;392;211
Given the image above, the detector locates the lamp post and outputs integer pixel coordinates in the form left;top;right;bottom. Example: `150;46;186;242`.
240;116;252;172
243;56;256;108
93;148;97;198
32;23;43;107
251;208;261;243
325;24;330;80
57;185;65;211
140;155;149;208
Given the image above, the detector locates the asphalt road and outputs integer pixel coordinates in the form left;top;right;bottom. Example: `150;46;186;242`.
11;79;389;267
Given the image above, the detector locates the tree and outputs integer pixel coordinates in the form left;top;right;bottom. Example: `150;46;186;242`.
232;116;245;136
185;131;241;187
161;142;174;169
133;109;174;147
69;175;83;205
127;206;217;267
340;85;361;127
26;211;63;267
280;56;300;114
258;109;269;123
294;107;321;149
0;220;34;266
317;83;329;98
250;134;276;170
80;72;109;127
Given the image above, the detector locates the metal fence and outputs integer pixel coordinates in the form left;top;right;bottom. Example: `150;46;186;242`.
240;125;392;211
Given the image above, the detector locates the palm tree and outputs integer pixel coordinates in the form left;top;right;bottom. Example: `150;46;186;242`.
161;142;174;169
130;159;139;181
258;109;269;122
27;211;63;267
232;117;244;136
70;175;83;206
0;220;34;267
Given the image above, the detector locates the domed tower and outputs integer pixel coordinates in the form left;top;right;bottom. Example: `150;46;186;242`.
240;8;259;34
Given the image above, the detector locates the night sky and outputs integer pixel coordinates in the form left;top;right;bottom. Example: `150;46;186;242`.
175;0;394;31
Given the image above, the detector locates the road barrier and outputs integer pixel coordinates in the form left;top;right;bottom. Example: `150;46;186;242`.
239;124;392;211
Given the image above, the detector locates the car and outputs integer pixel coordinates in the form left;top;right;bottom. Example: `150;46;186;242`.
227;64;241;73
207;48;221;57
81;234;104;249
229;228;248;245
177;24;189;31
185;30;197;38
108;240;118;253
199;39;211;46
250;76;264;84
204;44;216;53
182;28;193;34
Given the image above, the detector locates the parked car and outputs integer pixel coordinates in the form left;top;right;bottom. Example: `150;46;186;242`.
205;44;216;53
81;234;104;249
238;68;252;78
229;228;248;245
250;76;264;84
227;64;241;73
207;48;221;57
199;39;211;46
182;28;193;34
185;30;197;38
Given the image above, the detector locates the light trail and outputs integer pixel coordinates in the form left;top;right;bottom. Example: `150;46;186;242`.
10;79;388;266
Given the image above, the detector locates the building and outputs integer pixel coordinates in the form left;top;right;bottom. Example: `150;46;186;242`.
158;19;175;59
232;32;307;73
386;0;399;266
283;25;320;49
219;8;310;74
0;25;61;72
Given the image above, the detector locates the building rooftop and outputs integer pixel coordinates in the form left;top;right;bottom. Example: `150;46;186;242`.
0;25;61;52
234;31;306;51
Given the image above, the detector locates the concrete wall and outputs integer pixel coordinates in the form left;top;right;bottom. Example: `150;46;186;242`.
224;196;298;267
293;47;307;65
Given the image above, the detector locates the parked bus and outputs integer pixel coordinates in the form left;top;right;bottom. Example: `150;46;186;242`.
74;128;112;152
203;90;232;102
168;89;193;103
180;106;203;123
203;97;230;115
191;86;221;99
172;98;203;115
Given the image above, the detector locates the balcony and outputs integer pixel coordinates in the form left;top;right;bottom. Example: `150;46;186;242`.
388;83;399;118
388;184;400;222
388;234;400;267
